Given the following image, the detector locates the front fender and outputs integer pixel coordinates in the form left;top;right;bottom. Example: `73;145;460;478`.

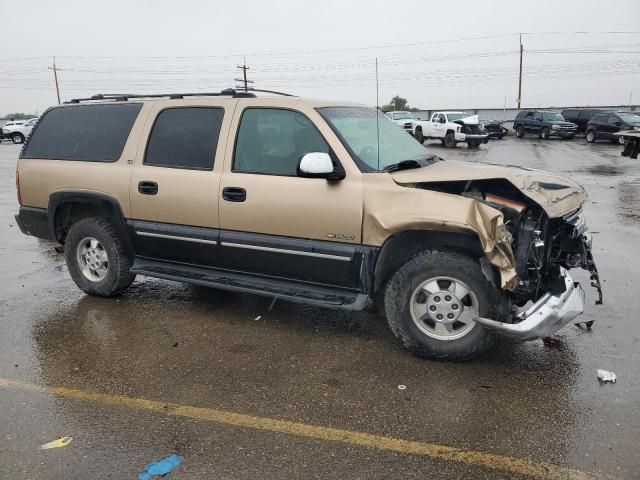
363;174;518;290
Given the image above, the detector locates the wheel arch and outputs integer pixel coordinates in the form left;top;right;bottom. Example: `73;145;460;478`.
372;229;485;293
48;190;132;252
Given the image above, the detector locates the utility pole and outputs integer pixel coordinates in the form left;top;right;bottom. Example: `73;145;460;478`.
235;57;254;92
48;56;61;105
517;34;523;109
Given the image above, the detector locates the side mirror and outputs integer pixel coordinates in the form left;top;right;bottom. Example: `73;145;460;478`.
297;152;344;180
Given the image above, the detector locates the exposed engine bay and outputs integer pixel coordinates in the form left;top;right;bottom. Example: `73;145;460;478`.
416;178;603;308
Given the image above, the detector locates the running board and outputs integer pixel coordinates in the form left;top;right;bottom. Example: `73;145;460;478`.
131;258;369;310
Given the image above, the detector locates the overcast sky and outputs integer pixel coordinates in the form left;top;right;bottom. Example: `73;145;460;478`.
1;0;640;115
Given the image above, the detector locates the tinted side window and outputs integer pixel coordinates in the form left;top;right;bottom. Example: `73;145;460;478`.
234;108;329;176
608;115;621;124
591;114;605;123
145;107;224;170
22;103;142;161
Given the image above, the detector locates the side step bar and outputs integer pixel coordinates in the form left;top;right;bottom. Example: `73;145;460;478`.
131;258;370;310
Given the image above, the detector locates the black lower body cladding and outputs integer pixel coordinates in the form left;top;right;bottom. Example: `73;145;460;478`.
15;207;51;240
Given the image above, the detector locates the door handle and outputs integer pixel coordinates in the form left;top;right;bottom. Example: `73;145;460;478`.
138;181;158;195
222;187;246;202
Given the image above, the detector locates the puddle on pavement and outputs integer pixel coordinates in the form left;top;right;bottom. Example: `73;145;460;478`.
585;164;627;176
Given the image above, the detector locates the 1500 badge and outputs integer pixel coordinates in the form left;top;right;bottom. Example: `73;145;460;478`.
327;233;355;241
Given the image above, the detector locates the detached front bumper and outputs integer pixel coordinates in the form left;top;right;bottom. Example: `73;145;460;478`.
474;268;585;340
455;133;489;143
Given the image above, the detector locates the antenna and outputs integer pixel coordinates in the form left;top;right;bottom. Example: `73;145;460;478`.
375;57;380;171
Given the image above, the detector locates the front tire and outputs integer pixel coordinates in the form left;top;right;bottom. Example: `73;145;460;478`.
65;217;136;297
384;250;499;361
414;129;424;144
11;133;24;144
444;132;457;148
586;130;596;143
516;126;525;138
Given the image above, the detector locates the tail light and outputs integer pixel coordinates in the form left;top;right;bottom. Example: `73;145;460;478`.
16;170;22;206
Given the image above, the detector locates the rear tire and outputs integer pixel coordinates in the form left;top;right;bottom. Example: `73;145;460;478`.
444;132;456;148
586;130;596;143
467;141;481;148
384;250;499;361
414;129;424;144
516;126;525;138
11;133;24;144
65;217;136;297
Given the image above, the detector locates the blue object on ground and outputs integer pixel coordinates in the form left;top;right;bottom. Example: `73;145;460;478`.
138;454;184;480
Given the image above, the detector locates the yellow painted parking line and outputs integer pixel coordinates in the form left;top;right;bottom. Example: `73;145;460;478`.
0;377;593;480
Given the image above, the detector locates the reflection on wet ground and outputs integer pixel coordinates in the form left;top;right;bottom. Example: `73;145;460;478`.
2;139;640;479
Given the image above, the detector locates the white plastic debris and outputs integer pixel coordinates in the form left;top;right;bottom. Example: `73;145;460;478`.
40;436;72;450
397;384;407;390
597;369;617;383
254;315;262;321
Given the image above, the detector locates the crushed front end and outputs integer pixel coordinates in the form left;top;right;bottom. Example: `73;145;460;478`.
415;177;602;340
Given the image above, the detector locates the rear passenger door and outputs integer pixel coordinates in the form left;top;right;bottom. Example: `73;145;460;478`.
218;102;363;289
129;100;235;267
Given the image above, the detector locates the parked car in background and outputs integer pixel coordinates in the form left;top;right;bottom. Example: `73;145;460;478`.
561;108;615;134
412;111;489;148
384;111;415;133
514;110;577;139
1;117;38;144
586;112;640;144
482;120;509;139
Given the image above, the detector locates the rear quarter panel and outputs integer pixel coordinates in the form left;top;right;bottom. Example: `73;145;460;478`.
17;103;153;217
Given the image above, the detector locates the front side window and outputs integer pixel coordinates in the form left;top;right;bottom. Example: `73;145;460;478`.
22;103;142;161
318;106;433;172
234;108;329;176
145;107;224;170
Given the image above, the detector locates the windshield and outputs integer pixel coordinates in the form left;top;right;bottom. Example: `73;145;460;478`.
541;112;565;122
318;106;433;172
392;112;414;120
617;113;640;125
446;113;471;121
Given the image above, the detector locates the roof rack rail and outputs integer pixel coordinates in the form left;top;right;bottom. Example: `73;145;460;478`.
65;88;295;104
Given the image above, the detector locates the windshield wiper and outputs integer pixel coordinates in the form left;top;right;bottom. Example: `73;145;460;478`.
382;154;440;172
382;160;422;172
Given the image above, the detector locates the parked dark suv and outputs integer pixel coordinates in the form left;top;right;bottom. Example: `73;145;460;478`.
561;108;615;134
514;110;577;140
586;112;640;144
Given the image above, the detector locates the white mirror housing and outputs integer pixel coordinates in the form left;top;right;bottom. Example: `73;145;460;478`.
297;152;345;180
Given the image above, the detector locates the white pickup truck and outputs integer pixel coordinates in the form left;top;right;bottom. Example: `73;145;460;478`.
412;111;489;148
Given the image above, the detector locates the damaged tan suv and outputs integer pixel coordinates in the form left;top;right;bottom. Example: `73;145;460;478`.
15;89;602;360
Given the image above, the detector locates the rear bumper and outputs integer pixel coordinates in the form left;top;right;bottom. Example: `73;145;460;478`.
474;269;585;340
15;206;53;240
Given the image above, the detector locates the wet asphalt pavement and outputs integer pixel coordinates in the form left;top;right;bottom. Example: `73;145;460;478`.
1;136;639;479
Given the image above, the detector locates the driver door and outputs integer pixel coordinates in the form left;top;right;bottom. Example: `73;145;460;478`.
218;101;364;288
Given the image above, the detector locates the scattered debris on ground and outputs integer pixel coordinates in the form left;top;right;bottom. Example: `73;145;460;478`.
398;384;407;390
597;369;617;383
138;454;183;480
40;436;72;450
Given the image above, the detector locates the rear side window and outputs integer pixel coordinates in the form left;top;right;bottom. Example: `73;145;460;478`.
144;107;224;170
22;103;142;161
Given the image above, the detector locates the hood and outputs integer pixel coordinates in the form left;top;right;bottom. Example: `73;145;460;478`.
453;115;480;125
389;160;587;218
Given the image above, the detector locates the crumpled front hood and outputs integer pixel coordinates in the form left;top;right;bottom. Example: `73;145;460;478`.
455;115;480;125
389;160;588;218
